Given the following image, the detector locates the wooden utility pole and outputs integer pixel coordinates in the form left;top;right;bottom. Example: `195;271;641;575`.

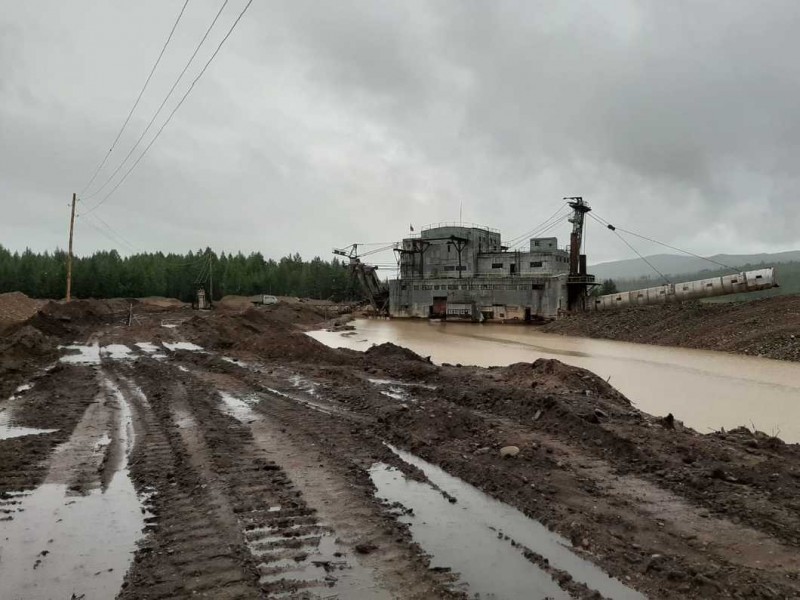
208;253;213;306
66;192;77;302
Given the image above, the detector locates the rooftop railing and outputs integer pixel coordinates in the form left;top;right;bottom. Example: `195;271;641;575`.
420;222;500;234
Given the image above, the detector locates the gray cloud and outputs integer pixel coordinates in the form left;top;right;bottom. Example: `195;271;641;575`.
1;0;798;267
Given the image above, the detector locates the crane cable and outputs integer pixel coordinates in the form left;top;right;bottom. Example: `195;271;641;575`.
82;0;230;201
591;212;737;273
360;243;397;257
80;0;190;196
588;213;671;285
81;0;255;216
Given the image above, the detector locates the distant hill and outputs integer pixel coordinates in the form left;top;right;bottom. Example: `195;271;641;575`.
590;250;800;281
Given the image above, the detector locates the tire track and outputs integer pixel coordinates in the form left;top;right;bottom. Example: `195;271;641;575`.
111;365;262;599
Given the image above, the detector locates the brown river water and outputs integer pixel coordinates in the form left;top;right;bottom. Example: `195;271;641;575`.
309;319;800;443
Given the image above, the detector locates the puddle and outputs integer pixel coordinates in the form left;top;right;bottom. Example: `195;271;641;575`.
0;392;58;440
59;342;101;364
163;341;204;352
222;356;251;367
255;532;388;596
134;342;166;360
380;389;407;401
219;391;259;422
135;342;160;354
289;374;319;396
265;387;337;416
0;423;59;440
0;377;145;599
368;378;437;390
371;446;645;600
100;344;135;361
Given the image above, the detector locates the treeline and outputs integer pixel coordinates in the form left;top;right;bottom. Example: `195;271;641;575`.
0;245;361;302
614;260;800;302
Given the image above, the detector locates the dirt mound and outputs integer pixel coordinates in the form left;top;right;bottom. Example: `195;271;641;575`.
0;292;45;331
542;295;800;361
0;324;58;397
365;343;430;364
216;299;329;327
500;358;630;404
137;296;187;308
363;342;437;379
12;299;132;338
217;295;256;309
181;307;352;364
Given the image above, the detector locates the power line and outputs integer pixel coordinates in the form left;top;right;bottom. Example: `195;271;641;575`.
504;204;570;247
81;0;254;216
80;214;139;254
83;0;230;201
84;212;141;254
510;213;570;250
79;0;190;196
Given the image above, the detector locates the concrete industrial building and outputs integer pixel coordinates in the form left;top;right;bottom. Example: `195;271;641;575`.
388;199;595;321
344;197;778;321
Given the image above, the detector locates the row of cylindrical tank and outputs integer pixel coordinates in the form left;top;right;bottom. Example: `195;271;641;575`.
590;268;778;311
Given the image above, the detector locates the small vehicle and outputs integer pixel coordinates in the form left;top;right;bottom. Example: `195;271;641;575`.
252;294;279;306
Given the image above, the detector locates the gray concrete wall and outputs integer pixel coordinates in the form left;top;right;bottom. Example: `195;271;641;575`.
389;275;568;320
477;250;569;277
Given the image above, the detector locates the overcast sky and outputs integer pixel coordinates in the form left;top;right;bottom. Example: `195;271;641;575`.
2;0;799;268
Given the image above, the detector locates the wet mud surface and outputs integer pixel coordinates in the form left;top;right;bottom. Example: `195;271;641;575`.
541;295;800;362
1;300;799;598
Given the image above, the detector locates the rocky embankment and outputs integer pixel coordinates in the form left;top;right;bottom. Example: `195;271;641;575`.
541;295;800;361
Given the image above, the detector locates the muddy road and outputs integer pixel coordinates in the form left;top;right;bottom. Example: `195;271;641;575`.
1;301;800;599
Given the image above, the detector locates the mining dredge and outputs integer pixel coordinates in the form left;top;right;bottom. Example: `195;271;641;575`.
336;198;778;321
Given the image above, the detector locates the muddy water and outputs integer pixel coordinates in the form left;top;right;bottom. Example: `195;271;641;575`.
0;375;145;599
371;445;644;600
309;319;800;443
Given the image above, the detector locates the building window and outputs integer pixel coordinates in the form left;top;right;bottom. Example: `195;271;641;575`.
534;241;540;247
456;265;466;271
530;261;543;268
444;265;455;271
531;284;544;290
492;263;504;269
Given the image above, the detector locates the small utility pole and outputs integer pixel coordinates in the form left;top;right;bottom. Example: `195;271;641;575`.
66;193;77;302
208;253;213;305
